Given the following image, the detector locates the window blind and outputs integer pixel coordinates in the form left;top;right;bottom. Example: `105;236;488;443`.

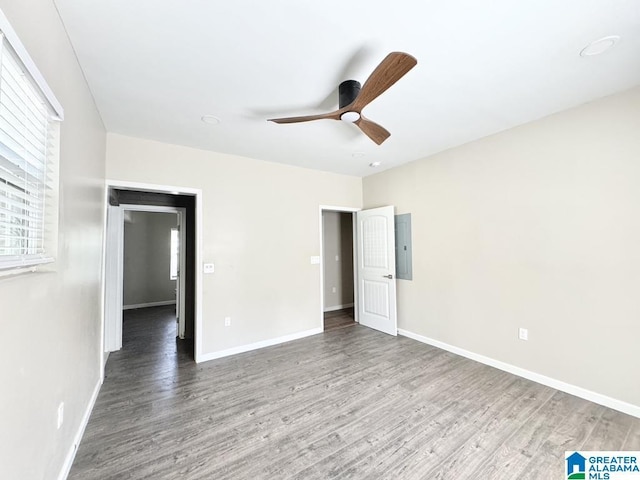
0;32;58;269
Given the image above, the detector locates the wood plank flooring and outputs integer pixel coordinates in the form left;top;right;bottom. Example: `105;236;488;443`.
324;307;355;332
69;306;640;480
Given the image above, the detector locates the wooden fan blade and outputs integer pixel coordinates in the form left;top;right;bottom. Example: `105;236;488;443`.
268;110;342;124
355;116;391;145
350;52;417;111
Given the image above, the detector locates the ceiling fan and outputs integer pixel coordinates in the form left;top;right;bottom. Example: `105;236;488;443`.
268;52;417;145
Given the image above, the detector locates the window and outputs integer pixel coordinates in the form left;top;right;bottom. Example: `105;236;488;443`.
0;10;63;271
170;228;179;280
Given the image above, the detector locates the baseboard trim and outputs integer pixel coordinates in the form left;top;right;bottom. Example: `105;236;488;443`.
398;328;640;419
57;378;101;480
197;327;323;363
123;300;176;310
323;303;354;313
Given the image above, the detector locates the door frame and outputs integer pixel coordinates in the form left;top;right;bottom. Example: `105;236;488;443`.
102;180;204;368
319;205;361;329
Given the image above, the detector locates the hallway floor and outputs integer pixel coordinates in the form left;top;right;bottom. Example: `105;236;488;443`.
323;307;355;331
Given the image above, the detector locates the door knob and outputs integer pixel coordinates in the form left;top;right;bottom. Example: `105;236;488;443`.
383;274;393;279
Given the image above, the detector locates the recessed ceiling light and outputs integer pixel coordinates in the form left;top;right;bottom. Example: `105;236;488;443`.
580;35;620;57
369;162;381;168
201;115;221;125
352;152;366;158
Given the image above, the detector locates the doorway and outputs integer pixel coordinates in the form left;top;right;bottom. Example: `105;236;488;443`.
321;207;358;331
104;186;198;360
320;205;399;337
122;208;184;333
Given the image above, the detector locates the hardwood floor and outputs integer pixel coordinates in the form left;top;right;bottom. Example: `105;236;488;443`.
69;306;640;480
324;307;355;331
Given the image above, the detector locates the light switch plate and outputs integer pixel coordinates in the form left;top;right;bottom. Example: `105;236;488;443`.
203;263;215;274
310;256;320;264
519;328;528;341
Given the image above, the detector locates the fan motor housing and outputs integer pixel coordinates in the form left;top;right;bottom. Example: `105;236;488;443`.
339;80;361;108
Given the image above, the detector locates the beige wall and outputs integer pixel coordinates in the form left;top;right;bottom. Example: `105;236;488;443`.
0;1;106;479
363;86;640;409
124;211;177;307
322;211;354;310
107;133;362;355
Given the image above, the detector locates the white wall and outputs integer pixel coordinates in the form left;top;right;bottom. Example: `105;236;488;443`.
363;87;640;410
123;211;177;307
322;211;354;310
106;133;362;356
0;1;106;479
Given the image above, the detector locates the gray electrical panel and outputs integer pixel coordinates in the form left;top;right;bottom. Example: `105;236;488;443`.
395;213;413;280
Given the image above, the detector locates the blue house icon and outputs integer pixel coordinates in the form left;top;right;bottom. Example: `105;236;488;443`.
567;452;586;475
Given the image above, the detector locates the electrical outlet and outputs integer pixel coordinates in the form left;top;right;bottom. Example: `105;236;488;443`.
57;402;64;429
331;286;336;293
224;317;231;327
519;328;528;341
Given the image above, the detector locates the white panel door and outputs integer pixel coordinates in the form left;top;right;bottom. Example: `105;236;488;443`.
356;206;397;336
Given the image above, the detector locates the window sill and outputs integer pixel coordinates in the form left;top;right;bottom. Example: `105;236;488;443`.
0;257;54;277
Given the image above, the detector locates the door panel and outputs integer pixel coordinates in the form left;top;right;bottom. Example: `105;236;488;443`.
363;280;389;316
356;206;397;336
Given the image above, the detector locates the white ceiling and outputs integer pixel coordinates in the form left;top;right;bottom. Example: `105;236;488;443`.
53;0;640;177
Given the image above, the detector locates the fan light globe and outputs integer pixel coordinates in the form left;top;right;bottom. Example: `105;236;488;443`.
340;111;361;123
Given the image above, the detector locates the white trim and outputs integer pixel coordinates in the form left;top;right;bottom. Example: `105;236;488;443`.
352;213;358;325
176;216;186;339
123;300;177;310
0;9;64;119
105;179;201;196
104;205;124;352
0;256;54;273
198;328;323;363
56;379;101;480
319;205;361;213
319;209;324;331
194;192;203;362
121;204;182;214
323;303;354;312
99;186;109;383
398;329;640;419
